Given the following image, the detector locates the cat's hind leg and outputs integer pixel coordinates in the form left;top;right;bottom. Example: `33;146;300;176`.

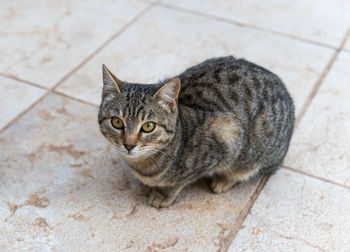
210;174;239;194
209;162;240;194
209;164;259;194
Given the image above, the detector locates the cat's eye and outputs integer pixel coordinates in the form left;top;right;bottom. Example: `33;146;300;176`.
141;122;155;133
111;117;124;129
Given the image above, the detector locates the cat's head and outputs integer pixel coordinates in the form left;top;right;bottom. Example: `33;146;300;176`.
98;65;180;161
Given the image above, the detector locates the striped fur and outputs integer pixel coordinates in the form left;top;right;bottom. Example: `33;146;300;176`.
99;56;295;208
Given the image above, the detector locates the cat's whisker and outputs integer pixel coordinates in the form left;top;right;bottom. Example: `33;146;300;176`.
145;148;175;162
142;151;161;170
153;150;174;162
112;143;125;154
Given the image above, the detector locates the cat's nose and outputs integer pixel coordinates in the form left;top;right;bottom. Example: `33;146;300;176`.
124;144;136;151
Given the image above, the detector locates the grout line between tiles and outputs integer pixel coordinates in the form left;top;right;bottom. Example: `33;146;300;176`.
0;1;158;135
219;175;271;252
53;90;99;108
282;166;350;191
0;81;99;134
0;73;49;90
342;26;350;51
52;2;157;91
0;90;51;134
295;27;350;128
160;3;337;50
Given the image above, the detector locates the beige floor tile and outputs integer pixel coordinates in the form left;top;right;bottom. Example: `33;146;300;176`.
284;51;350;187
0;0;148;88
163;0;350;47
0;76;46;130
228;169;350;251
56;5;334;115
0;93;261;251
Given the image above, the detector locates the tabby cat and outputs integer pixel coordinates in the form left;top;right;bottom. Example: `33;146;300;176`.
98;56;294;208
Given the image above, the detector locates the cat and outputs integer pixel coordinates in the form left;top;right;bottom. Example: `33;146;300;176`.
98;56;295;208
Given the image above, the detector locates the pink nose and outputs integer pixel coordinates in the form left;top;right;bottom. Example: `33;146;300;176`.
124;144;136;151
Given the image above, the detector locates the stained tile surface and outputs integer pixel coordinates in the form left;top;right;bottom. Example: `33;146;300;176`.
163;0;350;47
0;0;148;87
284;51;350;187
0;94;260;251
56;5;334;114
228;169;350;251
0;76;45;130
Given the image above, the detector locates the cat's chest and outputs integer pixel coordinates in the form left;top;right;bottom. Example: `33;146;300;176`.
131;170;171;187
125;159;175;187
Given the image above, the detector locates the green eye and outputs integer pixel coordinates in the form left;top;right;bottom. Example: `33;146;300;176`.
141;122;155;133
111;117;124;129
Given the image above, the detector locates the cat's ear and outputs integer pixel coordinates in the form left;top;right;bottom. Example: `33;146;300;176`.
102;64;122;98
153;77;181;111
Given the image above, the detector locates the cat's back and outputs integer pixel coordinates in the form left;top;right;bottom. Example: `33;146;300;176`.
176;56;294;173
178;56;293;115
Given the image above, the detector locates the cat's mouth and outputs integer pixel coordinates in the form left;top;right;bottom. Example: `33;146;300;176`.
122;151;149;162
111;143;140;158
113;143;156;160
120;147;143;159
124;151;138;157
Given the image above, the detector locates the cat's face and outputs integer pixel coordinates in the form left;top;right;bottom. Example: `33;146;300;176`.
98;65;180;161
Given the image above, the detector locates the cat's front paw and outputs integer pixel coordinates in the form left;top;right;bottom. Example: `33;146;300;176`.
148;189;174;208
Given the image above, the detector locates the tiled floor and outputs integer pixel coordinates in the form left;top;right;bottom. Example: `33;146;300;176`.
163;0;350;47
0;0;149;88
1;1;349;251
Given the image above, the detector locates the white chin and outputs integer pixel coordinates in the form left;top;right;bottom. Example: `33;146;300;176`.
122;152;140;159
